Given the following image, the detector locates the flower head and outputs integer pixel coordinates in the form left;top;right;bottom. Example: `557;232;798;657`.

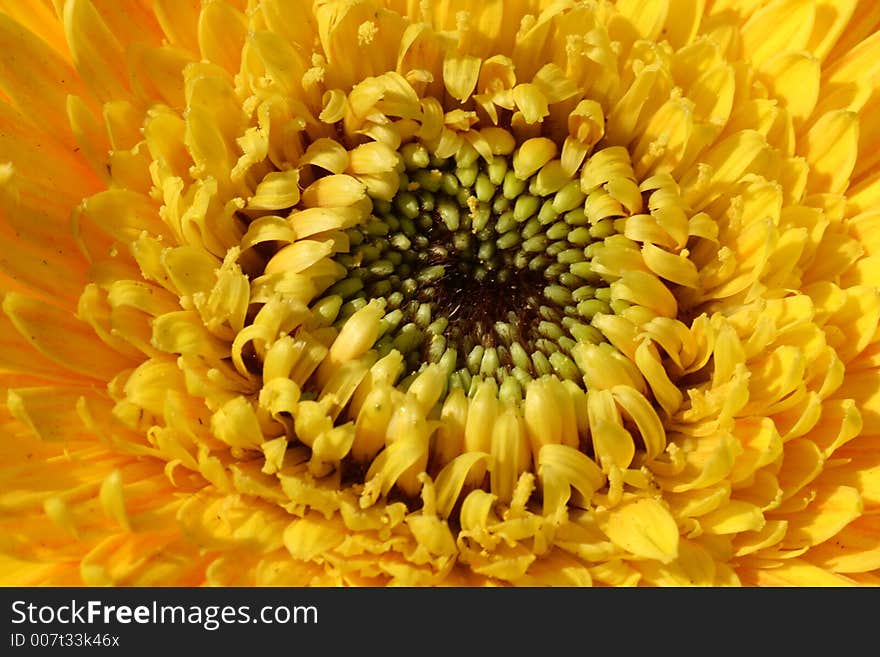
1;0;880;586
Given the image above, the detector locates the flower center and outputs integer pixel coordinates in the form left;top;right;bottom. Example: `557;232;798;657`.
315;141;616;392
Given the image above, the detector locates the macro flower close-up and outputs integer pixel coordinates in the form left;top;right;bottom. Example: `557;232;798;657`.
1;0;880;587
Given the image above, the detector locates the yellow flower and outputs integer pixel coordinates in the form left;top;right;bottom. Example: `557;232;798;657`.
1;0;879;587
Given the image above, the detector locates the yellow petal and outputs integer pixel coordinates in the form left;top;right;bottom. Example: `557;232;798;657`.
806;515;880;573
637;539;717;586
591;420;636;473
66;94;111;182
197;0;246;75
740;559;855;586
513;137;557;180
300;138;349;174
0;104;100;202
361;426;429;503
758;52;821;130
406;513;457;557
98;469;131;532
777;438;826;501
301;174;366;208
321;300;384;380
849;172;880;217
160;244;218;297
604;65;669;147
347;141;400;175
6;387;95;442
798;110;859;195
663;0;705;49
634;341;683;416
153;0;201;53
259;0;319;53
83;188;169;244
443;53;481;103
666;484;731;519
489;407;530;504
573;342;646;393
829;287;880;364
681;130;771;210
600;497;680;563
610;385;667;460
246;169;301;211
126;43;191;110
433;452;491;519
833;368;880;434
0;227;88;303
657;432;741;493
732;520;788;557
700;501;765;535
464;378;498;455
151;311;230;361
240;216;297;253
614;270;678;318
264;239;334;276
803;0;858;62
351;387;392;462
523;378;571;456
433;387;468;468
631;97;695;177
781;484;863;549
615;0;669;41
511;83;549;125
641;243;700;288
818;30;880;116
283;515;346;561
740;0;815;68
538;444;605;516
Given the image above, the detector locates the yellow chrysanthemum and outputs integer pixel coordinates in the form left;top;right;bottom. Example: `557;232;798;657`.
1;0;879;587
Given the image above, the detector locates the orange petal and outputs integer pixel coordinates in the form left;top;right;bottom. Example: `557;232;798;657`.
0;12;90;149
0;103;102;202
63;0;131;104
2;292;135;381
153;0;201;54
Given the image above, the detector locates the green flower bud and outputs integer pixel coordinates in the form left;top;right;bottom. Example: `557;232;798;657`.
538;199;559;225
513;194;541;223
552;180;586;213
487;156;508;185
437;198;460;231
401;142;430;170
502;170;527;199
474;173;496;202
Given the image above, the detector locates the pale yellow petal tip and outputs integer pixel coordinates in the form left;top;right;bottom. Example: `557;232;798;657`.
99;469;132;532
0;161;15;182
246;169;301;211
